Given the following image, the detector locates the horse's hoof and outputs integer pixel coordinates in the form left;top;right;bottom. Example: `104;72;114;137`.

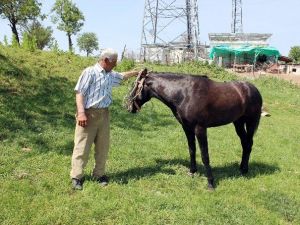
239;165;248;175
207;184;215;191
240;168;248;175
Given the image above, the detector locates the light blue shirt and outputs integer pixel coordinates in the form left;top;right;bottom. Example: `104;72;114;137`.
74;63;123;108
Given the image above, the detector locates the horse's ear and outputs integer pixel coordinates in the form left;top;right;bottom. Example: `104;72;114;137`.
139;68;148;78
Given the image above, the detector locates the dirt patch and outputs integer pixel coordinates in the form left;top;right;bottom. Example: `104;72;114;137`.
229;69;300;86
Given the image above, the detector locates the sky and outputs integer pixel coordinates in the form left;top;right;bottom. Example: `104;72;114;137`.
0;0;299;57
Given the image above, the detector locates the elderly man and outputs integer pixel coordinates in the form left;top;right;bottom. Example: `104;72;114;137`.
70;48;138;190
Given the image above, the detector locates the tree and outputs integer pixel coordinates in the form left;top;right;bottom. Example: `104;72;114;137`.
11;34;19;48
0;0;42;45
289;46;300;63
51;0;84;52
50;40;60;53
24;21;53;49
77;32;99;56
3;35;9;46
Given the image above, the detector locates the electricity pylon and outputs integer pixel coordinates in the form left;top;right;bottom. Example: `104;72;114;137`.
232;0;243;33
140;0;200;61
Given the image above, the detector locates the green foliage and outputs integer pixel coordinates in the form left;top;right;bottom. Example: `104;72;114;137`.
144;61;237;81
115;58;136;72
288;46;300;63
77;32;99;56
21;32;37;52
3;35;8;46
0;0;42;44
49;39;60;53
11;34;19;48
24;21;53;50
0;47;300;224
51;0;84;52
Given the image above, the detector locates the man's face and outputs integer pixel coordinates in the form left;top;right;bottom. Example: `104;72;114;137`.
105;58;117;72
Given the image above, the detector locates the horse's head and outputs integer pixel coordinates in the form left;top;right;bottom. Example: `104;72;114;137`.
125;68;151;113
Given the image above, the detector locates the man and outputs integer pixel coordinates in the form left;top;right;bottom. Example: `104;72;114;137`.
70;48;139;190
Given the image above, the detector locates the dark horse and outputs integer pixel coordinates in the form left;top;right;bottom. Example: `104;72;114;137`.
126;69;262;189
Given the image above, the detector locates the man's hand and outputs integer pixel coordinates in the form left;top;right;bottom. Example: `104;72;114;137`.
77;112;88;127
121;70;139;80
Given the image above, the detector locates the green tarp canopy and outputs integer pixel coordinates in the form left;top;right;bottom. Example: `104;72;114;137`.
209;45;281;60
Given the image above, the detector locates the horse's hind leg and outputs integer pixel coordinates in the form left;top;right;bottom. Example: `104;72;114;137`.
182;126;197;174
234;117;257;174
195;125;214;189
234;119;249;174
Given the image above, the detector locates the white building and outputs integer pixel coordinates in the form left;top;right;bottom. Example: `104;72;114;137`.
209;33;272;48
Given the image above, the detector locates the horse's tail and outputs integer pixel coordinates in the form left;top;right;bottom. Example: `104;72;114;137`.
252;112;261;135
261;106;271;117
246;82;263;135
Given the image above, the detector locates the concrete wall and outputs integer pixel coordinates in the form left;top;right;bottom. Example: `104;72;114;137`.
209;33;272;52
143;47;196;64
279;64;300;75
287;65;300;75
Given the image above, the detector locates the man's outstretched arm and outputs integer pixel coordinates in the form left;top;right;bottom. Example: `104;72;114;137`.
120;70;139;80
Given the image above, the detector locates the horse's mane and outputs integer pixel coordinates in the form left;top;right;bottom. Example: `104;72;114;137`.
149;72;208;79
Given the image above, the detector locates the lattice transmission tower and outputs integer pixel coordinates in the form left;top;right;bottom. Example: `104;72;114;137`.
231;0;243;33
140;0;201;62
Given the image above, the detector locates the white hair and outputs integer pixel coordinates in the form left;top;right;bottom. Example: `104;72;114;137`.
99;48;118;62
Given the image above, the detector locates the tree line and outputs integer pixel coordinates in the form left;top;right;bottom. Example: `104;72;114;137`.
0;0;98;56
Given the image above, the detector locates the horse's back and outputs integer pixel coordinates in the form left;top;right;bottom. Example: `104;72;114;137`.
179;77;262;127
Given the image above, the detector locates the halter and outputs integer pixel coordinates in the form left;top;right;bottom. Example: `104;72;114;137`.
131;76;146;111
124;73;147;112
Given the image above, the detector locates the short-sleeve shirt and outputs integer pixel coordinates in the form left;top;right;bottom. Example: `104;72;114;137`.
74;63;123;109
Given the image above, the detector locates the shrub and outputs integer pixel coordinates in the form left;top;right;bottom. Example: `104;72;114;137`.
115;58;135;72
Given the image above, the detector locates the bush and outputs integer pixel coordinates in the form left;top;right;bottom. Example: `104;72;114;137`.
115;58;135;72
21;33;37;52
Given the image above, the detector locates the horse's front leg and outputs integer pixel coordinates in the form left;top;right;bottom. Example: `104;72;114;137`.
195;126;214;190
182;126;197;175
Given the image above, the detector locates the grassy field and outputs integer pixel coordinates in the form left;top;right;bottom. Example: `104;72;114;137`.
0;47;300;225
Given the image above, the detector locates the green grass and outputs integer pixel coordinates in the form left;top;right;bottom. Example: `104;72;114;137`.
1;46;300;225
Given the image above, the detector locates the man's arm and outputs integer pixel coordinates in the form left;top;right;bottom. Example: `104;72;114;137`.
76;92;88;127
120;70;139;80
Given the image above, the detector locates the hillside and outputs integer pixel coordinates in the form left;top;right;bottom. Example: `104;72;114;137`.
1;47;300;225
